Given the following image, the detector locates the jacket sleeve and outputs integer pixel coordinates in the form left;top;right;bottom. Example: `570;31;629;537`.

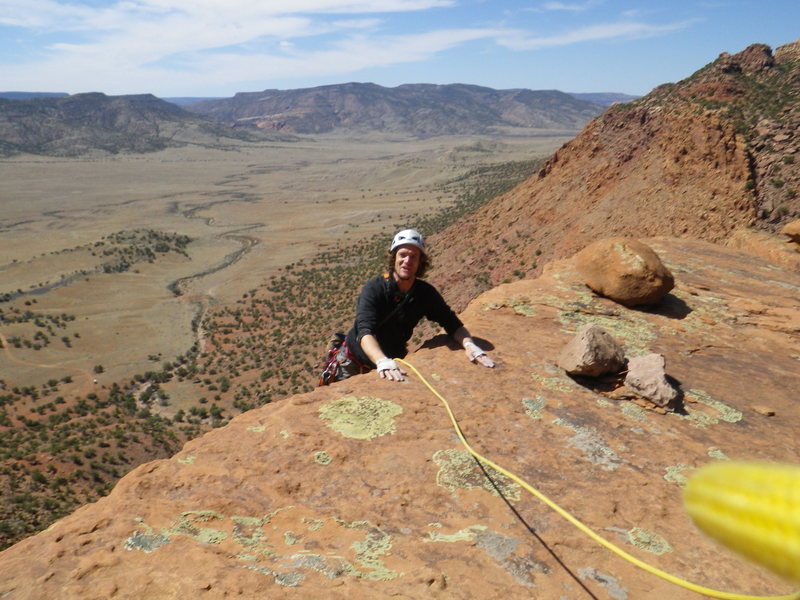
423;283;463;336
354;277;383;342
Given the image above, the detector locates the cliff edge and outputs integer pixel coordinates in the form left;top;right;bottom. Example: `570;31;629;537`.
1;236;798;599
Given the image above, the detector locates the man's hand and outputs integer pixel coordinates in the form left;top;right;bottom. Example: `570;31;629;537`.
464;341;495;368
376;357;407;382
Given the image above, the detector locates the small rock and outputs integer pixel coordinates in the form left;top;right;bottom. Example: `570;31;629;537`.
780;220;800;244
624;354;678;408
575;238;675;307
557;324;625;377
751;405;776;417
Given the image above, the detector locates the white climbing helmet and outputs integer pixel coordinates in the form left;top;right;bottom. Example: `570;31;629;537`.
389;229;426;254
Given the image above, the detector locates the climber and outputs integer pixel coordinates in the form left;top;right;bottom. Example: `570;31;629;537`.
319;229;494;384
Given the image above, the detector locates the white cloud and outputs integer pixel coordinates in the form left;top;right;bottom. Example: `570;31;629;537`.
540;0;605;12
499;19;698;51
0;0;702;95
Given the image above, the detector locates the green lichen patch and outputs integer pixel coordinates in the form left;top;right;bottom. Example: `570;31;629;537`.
166;511;229;545
319;396;403;440
707;447;730;460
126;508;398;586
553;418;623;471
663;464;694;487
484;295;538;317
620;403;648;422
522;396;547;419
680;389;742;429
530;370;581;395
423;524;486;543
627;528;672;555
558;311;655;357
690;390;742;423
124;530;170;553
350;530;399;581
422;524;543;587
303;518;325;532
512;304;536;318
247;425;266;433
284;531;302;546
232;516;268;549
284;553;352;580
313;451;332;466
433;449;521;500
687;294;737;326
177;455;196;465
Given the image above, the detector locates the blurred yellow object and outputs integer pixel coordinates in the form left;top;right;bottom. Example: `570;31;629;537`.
684;461;800;583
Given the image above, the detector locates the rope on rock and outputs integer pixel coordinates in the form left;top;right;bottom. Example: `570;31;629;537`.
395;358;800;600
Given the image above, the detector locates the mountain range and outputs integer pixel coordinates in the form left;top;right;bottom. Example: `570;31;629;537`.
0;92;270;157
183;83;608;136
0;84;612;156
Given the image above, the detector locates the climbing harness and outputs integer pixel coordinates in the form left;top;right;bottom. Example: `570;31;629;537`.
318;335;367;386
395;358;800;600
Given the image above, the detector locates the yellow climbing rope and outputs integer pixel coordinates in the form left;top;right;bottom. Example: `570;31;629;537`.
395;358;800;600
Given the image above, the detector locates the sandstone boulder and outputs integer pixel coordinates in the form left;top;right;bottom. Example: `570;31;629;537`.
557;323;625;377
624;353;678;408
575;238;675;306
780;220;800;244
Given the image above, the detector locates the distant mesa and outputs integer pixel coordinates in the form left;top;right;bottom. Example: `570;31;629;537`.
0;83;621;156
182;82;609;136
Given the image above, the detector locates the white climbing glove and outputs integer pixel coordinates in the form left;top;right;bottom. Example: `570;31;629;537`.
464;341;484;360
376;357;406;381
464;341;495;368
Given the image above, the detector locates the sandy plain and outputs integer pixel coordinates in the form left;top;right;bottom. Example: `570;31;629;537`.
0;131;573;391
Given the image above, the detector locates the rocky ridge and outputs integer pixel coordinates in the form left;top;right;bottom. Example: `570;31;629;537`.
427;41;800;309
1;236;799;599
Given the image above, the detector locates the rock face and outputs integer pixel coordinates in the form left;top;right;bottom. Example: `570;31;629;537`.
575;238;675;306
557;323;625;376
429;40;800;311
1;237;799;600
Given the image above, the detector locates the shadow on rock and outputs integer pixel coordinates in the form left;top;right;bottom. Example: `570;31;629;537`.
420;334;495;353
637;293;692;320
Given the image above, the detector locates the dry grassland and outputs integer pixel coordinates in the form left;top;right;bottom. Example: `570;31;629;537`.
1;132;569;391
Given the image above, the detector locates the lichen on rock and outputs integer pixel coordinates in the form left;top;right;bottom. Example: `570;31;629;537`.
433;449;521;500
319;396;403;440
627;527;673;555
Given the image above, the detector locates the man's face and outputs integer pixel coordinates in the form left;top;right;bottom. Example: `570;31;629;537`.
394;245;421;281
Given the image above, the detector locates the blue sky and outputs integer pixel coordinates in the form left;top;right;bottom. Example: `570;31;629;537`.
1;0;797;98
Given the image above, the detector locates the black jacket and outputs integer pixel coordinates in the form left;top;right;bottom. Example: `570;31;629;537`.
345;274;463;368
